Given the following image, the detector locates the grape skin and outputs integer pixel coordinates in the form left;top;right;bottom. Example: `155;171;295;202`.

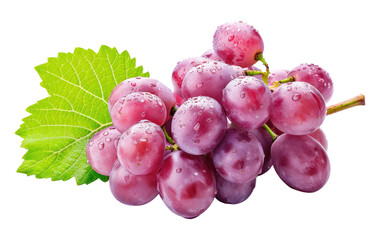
215;170;256;204
108;77;175;120
213;21;264;68
117;120;165;175
110;92;167;133
171;57;211;97
181;61;244;104
222;76;272;129
288;64;333;102
250;127;273;175
270;82;326;135
157;151;216;219
309;128;328;150
213;127;264;183
271;134;330;193
267;69;289;86
171;96;227;155
201;49;222;61
86;126;121;176
109;160;158;206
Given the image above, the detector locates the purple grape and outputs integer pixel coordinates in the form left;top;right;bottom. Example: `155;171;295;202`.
109;160;158;206
250;127;273;175
201;49;222;61
117;120;165;175
271;134;330;192
181;61;244;104
213;21;264;68
222;76;272;129
288;64;333;102
267;69;289;86
108;77;175;120
171;96;227;155
86;126;121;176
270;82;326;135
157;151;216;219
213;127;264;183
110;92;167;133
309;128;328;150
215;171;256;204
171;57;210;97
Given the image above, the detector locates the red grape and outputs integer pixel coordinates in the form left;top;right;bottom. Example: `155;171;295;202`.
157;151;216;218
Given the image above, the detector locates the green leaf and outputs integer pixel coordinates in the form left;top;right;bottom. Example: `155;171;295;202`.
16;45;149;185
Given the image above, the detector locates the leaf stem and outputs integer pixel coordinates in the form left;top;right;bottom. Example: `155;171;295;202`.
326;94;365;116
263;124;278;142
268;76;295;90
161;125;175;144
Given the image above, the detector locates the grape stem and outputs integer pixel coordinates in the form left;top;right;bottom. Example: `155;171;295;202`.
161;125;175;144
326;94;365;115
268;76;295;90
263;124;278;142
244;70;266;76
170;106;178;116
255;52;270;85
165;144;180;152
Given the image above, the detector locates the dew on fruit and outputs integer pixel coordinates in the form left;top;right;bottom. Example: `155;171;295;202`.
292;93;301;101
97;142;105;150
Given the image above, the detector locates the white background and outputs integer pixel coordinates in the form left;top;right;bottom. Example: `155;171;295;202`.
1;0;381;239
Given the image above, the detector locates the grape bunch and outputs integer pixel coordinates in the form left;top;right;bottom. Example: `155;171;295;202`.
86;21;365;219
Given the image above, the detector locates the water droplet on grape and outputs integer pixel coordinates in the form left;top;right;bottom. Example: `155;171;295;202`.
240;92;246;98
117;106;123;114
105;137;111;142
176;168;182;173
89;141;93;146
103;131;109;136
210;68;216;74
194;123;200;131
206;118;212;122
196;82;204;88
141;112;146;118
140;137;148;142
140;99;145;103
287;86;292;91
97;142;105;150
131;82;136;87
292;93;301;101
158;101;163;107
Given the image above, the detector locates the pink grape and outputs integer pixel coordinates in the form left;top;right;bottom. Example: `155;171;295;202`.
309;128;328;150
108;77;175;120
110;92;167;133
109;160;158;206
270;82;326;135
171;57;210;97
213;21;264;68
222;76;272;129
271;134;330;193
288;64;333;102
201;49;222;61
86;126;121;176
157;151;216;219
181;61;244;104
250;127;273;175
213;127;264;183
117;120;165;175
268;69;289;86
215;171;256;204
171;96;227;155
